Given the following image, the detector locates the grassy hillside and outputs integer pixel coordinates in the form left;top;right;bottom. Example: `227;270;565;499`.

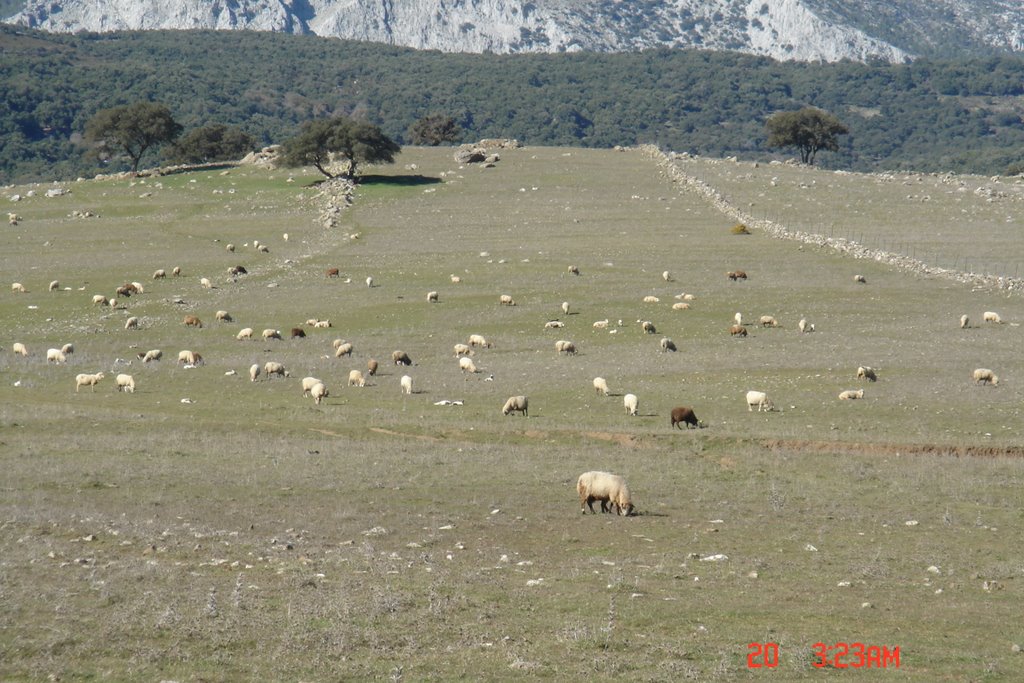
2;147;1023;680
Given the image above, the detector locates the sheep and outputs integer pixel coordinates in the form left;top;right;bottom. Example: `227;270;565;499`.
228;265;247;277
502;395;528;416
675;293;696;301
393;350;413;366
11;282;27;293
973;368;999;386
334;342;354;358
960;314;969;329
365;275;374;287
593;377;609;396
427;290;439;303
236;327;254;341
12;342;28;357
746;390;774;412
75;372;105;392
226;243;235;252
640;320;656;334
61;343;74;355
115;373;135;393
290;327;306;339
727;270;748;281
641;295;659;304
8;212;20;225
312;320;331;328
670;406;701;429
249;363;260;382
857;366;878;382
257;243;269;253
115;283;134;297
367;358;378;376
468;334;492;348
838;389;865;400
124;316;139;330
261;328;281;341
459;356;478;373
733;312;743;326
183;315;203;328
326;267;340;278
453;343;474;357
561;301;570;316
92;294;109;306
660;337;677;352
140;349;162;363
348;369;366;387
153;269;166;279
798;318;814;334
544;320;565;329
499;294;516;306
49;280;60;291
264;361;289;378
172;266;181;276
400;374;413;395
592;319;609;329
853;274;867;283
623;393;638;416
200;277;213;289
215;310;233;323
555;340;577;355
662;270;672;282
177;350;203;366
759;315;780;328
729;324;748;337
46;348;67;364
450;274;462;283
310;382;329;404
567;265;580;276
577;471;633;516
983;311;1003;324
301;376;324;396
672;302;691;311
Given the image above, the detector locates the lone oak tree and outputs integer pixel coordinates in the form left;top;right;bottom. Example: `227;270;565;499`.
84;102;183;173
282;116;400;180
766;107;849;165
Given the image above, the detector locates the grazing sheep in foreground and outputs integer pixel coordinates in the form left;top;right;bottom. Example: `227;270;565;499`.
49;280;60;291
960;314;969;329
367;359;378;376
12;342;29;356
75;372;105;392
348;370;366;387
290;327;306;339
662;270;672;282
729;324;748;337
973;368;999;386
124;317;139;330
623;393;638;416
153;269;166;279
262;328;282;341
264;361;289;378
392;350;412;366
838;389;865;400
427;290;439;303
334;342;354;358
453;343;474;357
215;310;232;323
853;274;867;283
499;294;516;306
643;295;660;303
746;390;774;412
640;320;656;334
172;266;181;276
249;363;260;382
856;366;878;382
459;356;478;373
544;320;565;329
365;276;374;287
310;382;328;404
577;471;633;516
983;311;1003;324
502;395;528;416
61;343;74;355
301;376;324;396
759;315;779;328
115;374;135;393
555;340;577;355
11;282;27;293
200;277;213;289
670;406;701;429
177;350;203;366
183;315;203;328
312;319;331;328
593;377;609;396
568;265;580;276
468;334;492;348
236;327;253;341
727;270;748;281
798;318;814;333
561;301;570;315
672;302;691;311
139;349;162;363
400;374;413;395
46;348;66;364
92;294;109;306
660;337;677;352
593;319;610;329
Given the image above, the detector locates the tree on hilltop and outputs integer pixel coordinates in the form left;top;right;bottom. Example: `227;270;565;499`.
281;116;400;180
765;107;849;165
84;101;183;173
168;124;257;164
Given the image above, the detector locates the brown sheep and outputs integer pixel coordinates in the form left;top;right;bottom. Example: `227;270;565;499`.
290;327;306;339
326;267;340;278
729;324;748;337
183;315;203;328
670;406;701;429
392;350;412;366
367;358;379;376
727;270;748;281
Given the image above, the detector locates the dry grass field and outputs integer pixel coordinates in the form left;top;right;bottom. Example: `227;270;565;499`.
2;146;1023;681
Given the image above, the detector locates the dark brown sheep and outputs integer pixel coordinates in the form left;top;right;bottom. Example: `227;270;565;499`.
367;358;379;376
290;327;306;339
729;324;747;337
670;406;701;429
727;270;748;281
326;267;340;278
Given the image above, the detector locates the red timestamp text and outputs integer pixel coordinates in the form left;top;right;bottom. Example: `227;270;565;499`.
747;642;900;669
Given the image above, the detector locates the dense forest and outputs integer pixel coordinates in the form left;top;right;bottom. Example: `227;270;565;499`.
2;25;1024;183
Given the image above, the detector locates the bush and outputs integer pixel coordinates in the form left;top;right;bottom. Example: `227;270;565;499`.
731;223;751;235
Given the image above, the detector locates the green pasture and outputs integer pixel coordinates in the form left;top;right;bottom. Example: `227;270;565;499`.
1;147;1023;680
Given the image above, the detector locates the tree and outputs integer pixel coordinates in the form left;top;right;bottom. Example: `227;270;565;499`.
281;116;400;180
84;102;183;173
407;114;460;146
167;124;256;164
765;107;849;164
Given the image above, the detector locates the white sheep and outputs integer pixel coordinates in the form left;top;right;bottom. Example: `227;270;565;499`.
61;343;74;355
798;318;814;333
453;343;474;357
264;361;289;378
46;348;66;364
672;302;691;311
643;295;660;303
8;212;20;225
177;350;202;366
11;282;27;293
140;349;162;363
172;266;181;276
153;269;166;279
853;274;867;283
499;294;516;306
561;301;570;315
427;291;439;303
124;316;139;330
838;389;865;400
468;334;491;348
226;243;235;252
662;270;672;282
623;393;639;416
249;363;260;382
502;395;528;416
12;342;28;357
759;315;779;328
544;320;565;329
973;368;999;386
348;369;366;387
983;311;1003;324
257;243;269;253
366;276;374;287
450;274;462;283
310;382;329;404
115;373;135;393
334;342;354;358
215;310;233;322
400;374;413;395
301;376;324;396
592;319;610;329
660;337;677;352
734;312;743;326
236;327;253;341
555;340;577;355
856;366;878;382
459;356;478;373
75;372;105;392
262;328;282;341
593;377;609;396
92;294;109;306
960;314;969;329
200;277;213;289
746;390;774;412
312;320;331;329
577;471;634;515
640;320;656;334
49;280;60;291
130;282;144;294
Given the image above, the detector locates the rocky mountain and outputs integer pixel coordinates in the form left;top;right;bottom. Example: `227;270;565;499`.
4;0;1023;63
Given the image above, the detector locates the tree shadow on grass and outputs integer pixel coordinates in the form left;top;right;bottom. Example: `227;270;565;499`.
359;174;442;187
